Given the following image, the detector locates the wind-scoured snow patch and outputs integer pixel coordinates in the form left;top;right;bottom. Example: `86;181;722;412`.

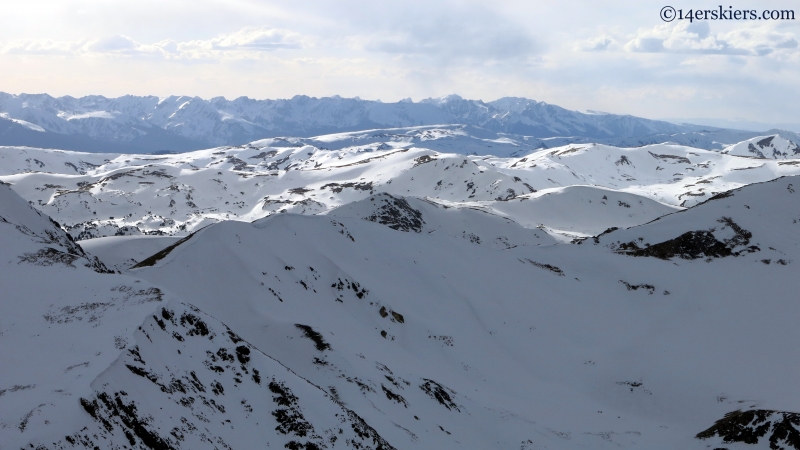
479;185;680;236
79;235;183;271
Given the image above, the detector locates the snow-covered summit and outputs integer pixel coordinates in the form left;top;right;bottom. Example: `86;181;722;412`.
721;134;800;159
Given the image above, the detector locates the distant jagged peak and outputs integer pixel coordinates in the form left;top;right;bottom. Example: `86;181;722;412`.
419;95;541;111
419;93;469;104
487;96;541;110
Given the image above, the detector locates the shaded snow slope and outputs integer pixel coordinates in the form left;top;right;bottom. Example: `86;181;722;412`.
64;300;398;450
122;177;800;449
80;235;182;272
0;182;108;272
0;184;167;448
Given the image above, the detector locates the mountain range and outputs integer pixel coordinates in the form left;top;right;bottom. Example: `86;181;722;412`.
3;92;798;154
3;137;800;449
3;105;800;449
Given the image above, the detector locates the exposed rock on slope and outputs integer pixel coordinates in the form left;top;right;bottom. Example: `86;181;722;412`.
697;409;800;450
327;192;556;248
722;134;800;159
596;176;798;263
69;302;396;450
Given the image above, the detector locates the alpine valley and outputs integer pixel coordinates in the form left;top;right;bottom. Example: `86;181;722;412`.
2;97;800;450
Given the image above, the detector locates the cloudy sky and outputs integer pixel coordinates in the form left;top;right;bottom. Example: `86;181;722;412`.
1;0;798;123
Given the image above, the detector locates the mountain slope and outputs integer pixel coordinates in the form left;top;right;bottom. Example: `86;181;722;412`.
0;167;399;450
0;183;168;448
3;161;800;448
122;176;800;449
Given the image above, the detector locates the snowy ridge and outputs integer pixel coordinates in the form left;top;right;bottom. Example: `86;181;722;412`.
73;301;397;450
595;176;800;262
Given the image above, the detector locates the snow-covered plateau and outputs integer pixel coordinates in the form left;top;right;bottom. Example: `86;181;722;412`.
2;126;800;450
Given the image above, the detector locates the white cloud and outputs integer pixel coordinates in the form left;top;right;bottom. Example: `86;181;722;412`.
624;22;798;56
179;27;309;54
0;27;310;60
366;30;536;61
2;38;85;55
575;35;615;52
86;35;140;53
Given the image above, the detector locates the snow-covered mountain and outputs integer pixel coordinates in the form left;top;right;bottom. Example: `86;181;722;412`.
722;134;800;159
3;131;800;244
3;92;797;154
3;162;800;449
3;125;800;449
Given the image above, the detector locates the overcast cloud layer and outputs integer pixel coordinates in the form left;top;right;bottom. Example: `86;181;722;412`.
1;0;798;123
